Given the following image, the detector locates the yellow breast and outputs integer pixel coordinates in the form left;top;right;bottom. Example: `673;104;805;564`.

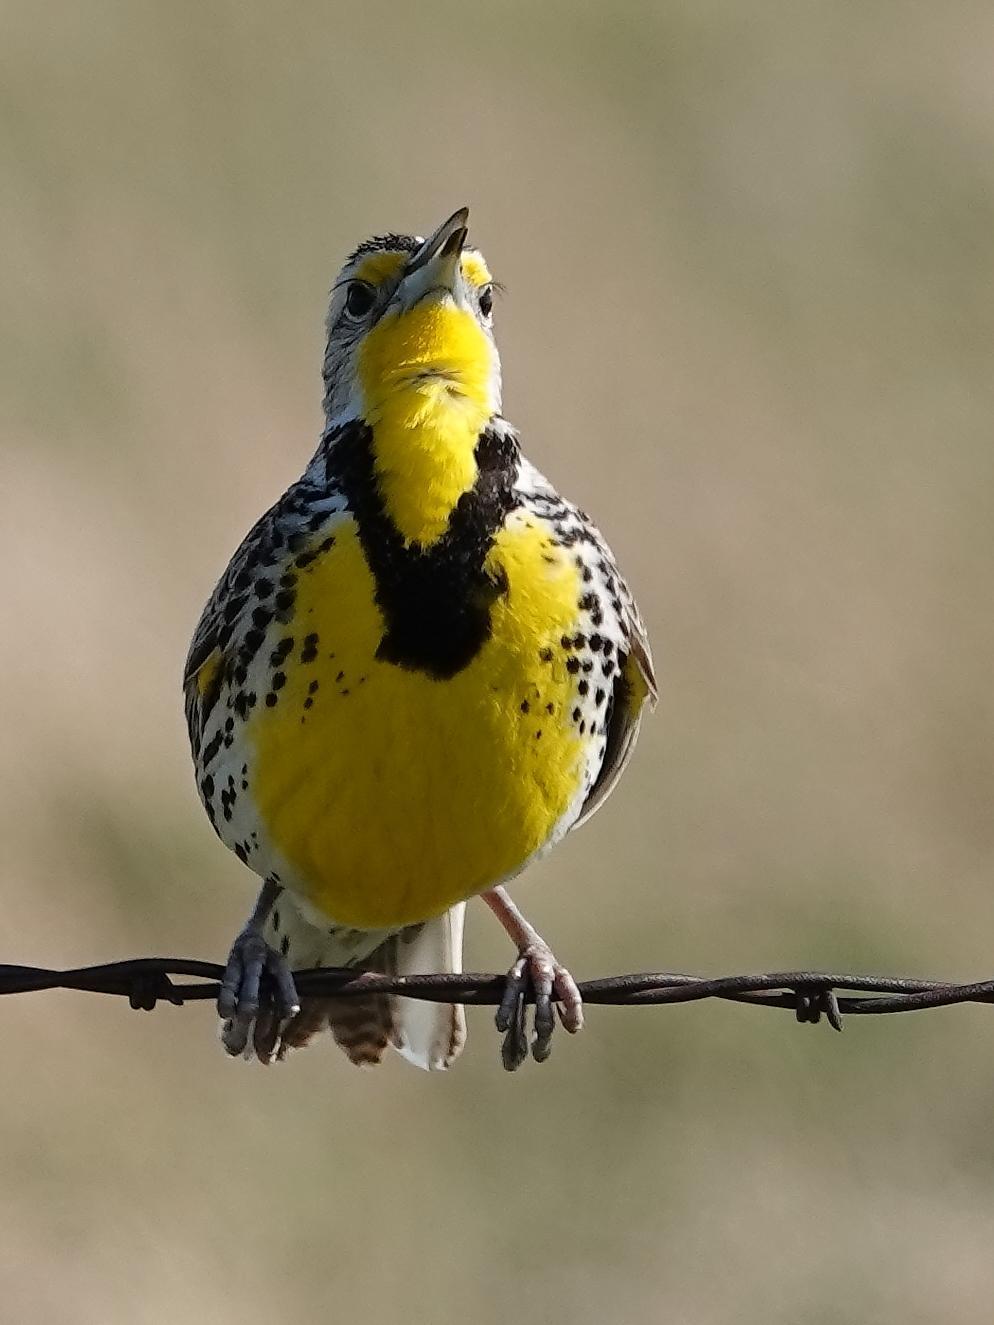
247;514;587;929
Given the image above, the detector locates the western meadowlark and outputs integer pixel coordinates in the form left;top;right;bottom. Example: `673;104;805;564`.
184;207;655;1071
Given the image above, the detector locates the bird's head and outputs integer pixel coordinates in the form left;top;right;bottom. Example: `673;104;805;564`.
322;207;501;428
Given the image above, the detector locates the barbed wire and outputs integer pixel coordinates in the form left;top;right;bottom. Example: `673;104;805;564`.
4;958;994;1030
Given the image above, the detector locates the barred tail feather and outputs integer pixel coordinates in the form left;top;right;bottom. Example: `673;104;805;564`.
325;988;397;1066
257;890;467;1069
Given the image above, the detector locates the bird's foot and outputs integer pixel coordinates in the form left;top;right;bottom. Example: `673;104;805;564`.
218;929;300;1062
496;942;584;1071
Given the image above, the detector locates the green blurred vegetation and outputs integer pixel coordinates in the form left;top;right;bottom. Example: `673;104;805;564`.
3;3;994;1321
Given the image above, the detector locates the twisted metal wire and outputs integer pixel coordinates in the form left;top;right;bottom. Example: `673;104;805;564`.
4;958;994;1030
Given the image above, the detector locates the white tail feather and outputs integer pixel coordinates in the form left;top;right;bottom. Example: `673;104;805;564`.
392;904;467;1071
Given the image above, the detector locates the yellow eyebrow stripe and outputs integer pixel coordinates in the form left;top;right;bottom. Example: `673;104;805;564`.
353;249;491;291
461;252;492;287
353;252;407;286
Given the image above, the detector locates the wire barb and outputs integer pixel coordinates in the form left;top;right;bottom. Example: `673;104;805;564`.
3;960;994;1029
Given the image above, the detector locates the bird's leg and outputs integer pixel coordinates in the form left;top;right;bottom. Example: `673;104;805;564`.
218;877;300;1059
482;886;583;1070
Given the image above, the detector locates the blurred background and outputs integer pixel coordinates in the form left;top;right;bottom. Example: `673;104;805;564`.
3;2;994;1321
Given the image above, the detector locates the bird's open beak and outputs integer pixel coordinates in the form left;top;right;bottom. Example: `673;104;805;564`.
399;206;469;308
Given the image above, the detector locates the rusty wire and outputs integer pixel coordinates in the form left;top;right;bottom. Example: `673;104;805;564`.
4;958;994;1030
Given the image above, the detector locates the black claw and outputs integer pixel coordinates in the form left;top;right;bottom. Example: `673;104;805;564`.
221;1017;250;1057
501;988;529;1071
496;951;570;1068
496;963;525;1034
532;993;555;1062
253;1009;281;1062
217;930;299;1061
265;949;300;1019
532;1033;553;1063
218;952;244;1021
236;967;262;1019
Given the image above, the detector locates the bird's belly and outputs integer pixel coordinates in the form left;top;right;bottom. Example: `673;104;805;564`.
246;520;590;928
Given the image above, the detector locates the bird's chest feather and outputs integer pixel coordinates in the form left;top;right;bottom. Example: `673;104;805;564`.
244;512;592;927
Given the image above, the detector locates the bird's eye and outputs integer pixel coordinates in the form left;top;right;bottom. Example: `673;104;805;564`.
478;284;494;320
344;281;376;320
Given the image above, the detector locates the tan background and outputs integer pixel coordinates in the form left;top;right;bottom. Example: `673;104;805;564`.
3;3;994;1321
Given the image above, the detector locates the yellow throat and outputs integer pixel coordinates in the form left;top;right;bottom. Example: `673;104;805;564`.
357;300;494;546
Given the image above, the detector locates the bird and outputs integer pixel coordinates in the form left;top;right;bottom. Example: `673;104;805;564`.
184;206;655;1071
